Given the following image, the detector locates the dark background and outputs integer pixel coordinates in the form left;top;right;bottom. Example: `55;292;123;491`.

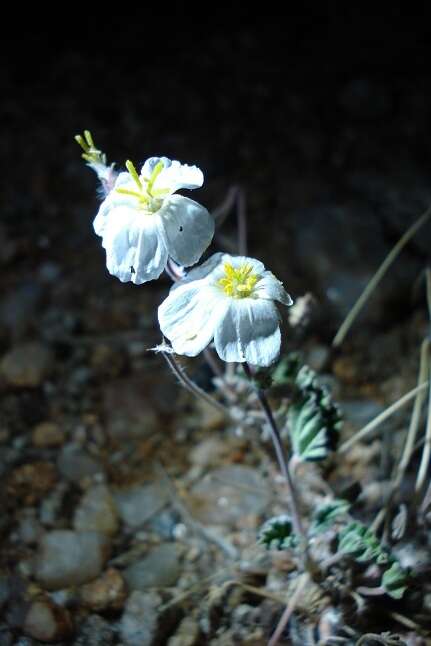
2;7;431;342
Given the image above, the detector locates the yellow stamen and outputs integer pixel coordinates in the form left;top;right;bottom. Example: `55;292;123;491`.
125;160;143;191
147;160;165;196
218;262;260;298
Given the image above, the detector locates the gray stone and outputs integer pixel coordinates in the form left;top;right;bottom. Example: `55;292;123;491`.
120;590;161;646
114;482;168;529
74;615;115;646
189;465;271;525
35;530;110;590
57;445;103;482
23;598;73;642
73;484;119;536
124;544;181;590
0;343;52;388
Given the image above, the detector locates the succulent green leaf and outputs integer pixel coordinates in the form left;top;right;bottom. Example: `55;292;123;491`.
382;562;408;600
338;522;388;564
310;499;351;535
288;365;342;462
258;515;298;550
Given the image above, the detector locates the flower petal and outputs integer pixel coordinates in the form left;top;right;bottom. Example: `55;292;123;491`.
159;195;215;267
93;172;138;237
141;157;204;193
214;299;281;367
158;282;226;356
101;208;167;284
255;271;293;306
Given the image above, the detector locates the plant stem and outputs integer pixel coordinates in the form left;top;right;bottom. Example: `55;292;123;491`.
161;350;230;417
268;573;309;646
333;205;431;347
338;382;428;454
243;363;310;566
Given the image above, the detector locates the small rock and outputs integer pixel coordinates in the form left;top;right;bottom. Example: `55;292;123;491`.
80;567;127;612
74;614;115;646
124;544;181;591
7;462;57;505
189;437;230;468
189;465;271;526
32;422;65;448
167;616;201;646
196;400;226;431
35;530;111;590
120;590;161;646
114;482;168;529
0;343;52;387
23;597;73;643
57;445;103;482
17;509;43;545
74;484;119;536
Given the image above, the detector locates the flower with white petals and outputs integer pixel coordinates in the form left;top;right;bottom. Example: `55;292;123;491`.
93;157;214;284
158;253;293;367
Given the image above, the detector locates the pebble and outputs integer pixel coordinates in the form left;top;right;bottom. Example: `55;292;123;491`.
196;400;226;431
189;437;230;468
57;444;104;482
23;597;73;643
189;465;271;526
114;482;168;529
31;422;65;448
120;590;161;646
17;509;43;545
35;530;111;590
7;462;57;505
80;568;127;612
73;484;119;536
167;617;201;646
74;614;115;646
0;342;52;387
124;543;181;590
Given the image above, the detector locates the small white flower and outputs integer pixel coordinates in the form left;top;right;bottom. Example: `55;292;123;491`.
93;157;214;284
158;253;293;367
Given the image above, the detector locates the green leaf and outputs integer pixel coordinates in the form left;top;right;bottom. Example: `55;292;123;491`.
258;515;298;550
288;365;342;462
271;353;302;387
382;562;408;600
338;522;389;564
310;499;351;535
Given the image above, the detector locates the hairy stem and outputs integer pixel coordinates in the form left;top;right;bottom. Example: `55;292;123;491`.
243;363;310;568
161;351;230;417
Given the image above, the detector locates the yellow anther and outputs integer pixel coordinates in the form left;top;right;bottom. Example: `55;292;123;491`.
218;262;260;298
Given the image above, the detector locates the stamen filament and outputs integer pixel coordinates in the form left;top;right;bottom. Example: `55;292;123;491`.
125;160;143;191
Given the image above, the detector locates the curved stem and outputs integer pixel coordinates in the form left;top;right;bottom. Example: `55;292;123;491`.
162;351;230;417
338;382;428;454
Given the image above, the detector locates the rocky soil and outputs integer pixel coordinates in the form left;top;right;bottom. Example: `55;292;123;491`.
2;11;431;646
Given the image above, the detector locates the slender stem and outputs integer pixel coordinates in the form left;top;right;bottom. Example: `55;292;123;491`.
162;351;230;417
268;573;309;646
356;585;385;597
333;205;431;347
338;382;429;454
243;363;308;558
415;366;431;494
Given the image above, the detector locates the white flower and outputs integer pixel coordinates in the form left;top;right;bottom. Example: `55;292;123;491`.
93;157;214;284
158;253;293;367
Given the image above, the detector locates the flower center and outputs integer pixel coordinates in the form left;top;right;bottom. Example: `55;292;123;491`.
218;262;260;298
116;159;168;212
